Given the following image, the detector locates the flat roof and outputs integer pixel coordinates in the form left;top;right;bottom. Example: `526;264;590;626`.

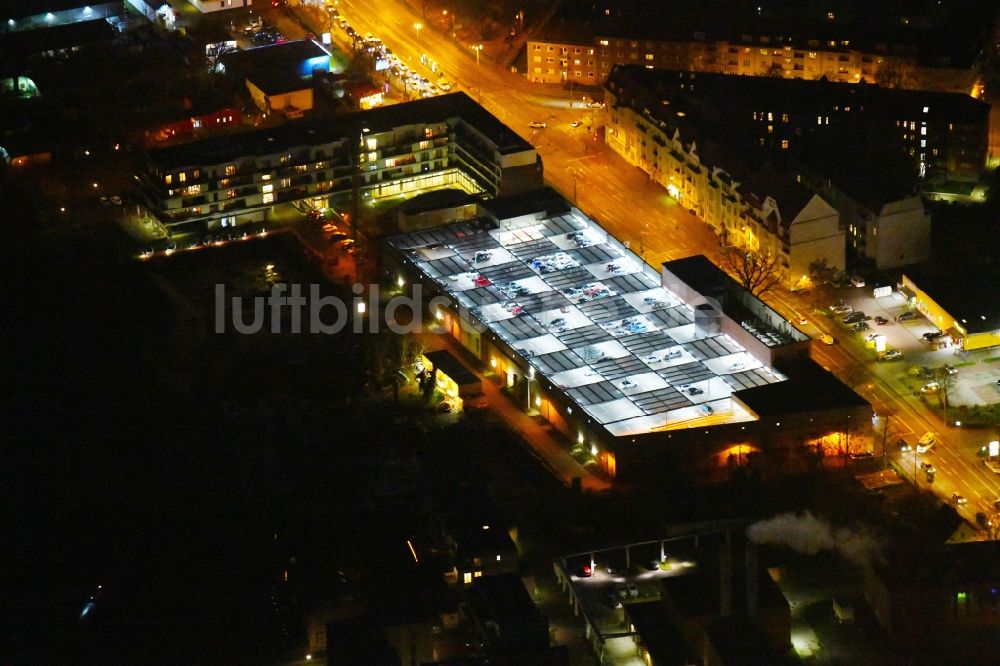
624;601;696;665
736;358;869;416
247;69;313;95
424;349;479;387
389;210;786;438
218;39;330;72
147;92;531;170
905;269;1000;335
0;17;114;61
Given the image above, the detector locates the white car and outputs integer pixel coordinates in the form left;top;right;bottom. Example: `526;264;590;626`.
882;349;903;361
436;79;452;91
571;120;583;127
917;432;936;453
528;121;546;129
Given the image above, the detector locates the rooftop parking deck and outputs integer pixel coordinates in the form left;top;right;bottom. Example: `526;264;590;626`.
389;211;787;437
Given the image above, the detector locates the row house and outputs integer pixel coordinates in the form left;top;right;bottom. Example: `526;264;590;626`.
527;16;988;94
605;69;844;290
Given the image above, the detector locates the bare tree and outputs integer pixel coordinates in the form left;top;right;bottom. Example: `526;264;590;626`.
933;366;959;421
718;246;785;297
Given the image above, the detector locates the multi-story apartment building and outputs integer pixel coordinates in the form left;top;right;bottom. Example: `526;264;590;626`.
527;5;993;94
604;68;845;289
629;68;989;181
136;93;542;231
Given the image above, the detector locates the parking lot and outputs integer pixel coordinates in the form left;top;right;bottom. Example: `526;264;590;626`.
817;285;1000;410
560;540;700;639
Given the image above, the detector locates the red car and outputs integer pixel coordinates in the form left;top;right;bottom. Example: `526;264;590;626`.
576;564;592;578
474;274;491;287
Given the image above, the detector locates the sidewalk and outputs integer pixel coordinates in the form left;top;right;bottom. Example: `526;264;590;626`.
422;334;612;493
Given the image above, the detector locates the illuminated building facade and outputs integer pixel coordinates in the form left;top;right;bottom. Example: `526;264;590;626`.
136;93;542;230
385;192;872;484
526;8;990;95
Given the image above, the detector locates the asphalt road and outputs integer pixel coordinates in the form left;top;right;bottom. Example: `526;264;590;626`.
293;0;1000;527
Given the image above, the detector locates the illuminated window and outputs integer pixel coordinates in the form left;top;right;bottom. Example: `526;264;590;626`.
193;169;200;179
263;192;274;204
781;139;789;149
262;184;273;193
178;172;186;183
463;572;472;584
367;151;377;161
767;125;773;133
226;189;236;199
225;164;235;176
165;174;172;185
781;113;789;122
767;112;773;121
599;39;609;46
280;153;290;164
261;174;271;181
366;138;377;151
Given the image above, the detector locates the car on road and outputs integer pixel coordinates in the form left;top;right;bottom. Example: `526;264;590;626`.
849;451;874;460
920;462;936;474
99;196;110;205
843;311;866;324
831;304;853;315
882;349;903;361
951;493;968;506
920;381;941;394
794;316;808;325
571;120;583;127
575;564;592;578
626;582;639;598
919;366;935;379
850;276;866;288
874;316;888;325
897;311;918;321
922;330;946;341
852;321;870;332
897;439;912;452
701;404;714;415
528;121;546;128
819;334;835;345
917;432;936;453
436;79;452;91
977;512;992;529
943;364;958;376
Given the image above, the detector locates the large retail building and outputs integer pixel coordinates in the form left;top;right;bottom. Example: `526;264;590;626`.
385;191;872;484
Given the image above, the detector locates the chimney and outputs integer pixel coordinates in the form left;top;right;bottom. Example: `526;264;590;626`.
719;533;732;617
745;540;759;618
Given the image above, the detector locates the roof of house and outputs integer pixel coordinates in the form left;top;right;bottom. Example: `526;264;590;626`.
550;0;995;69
4;0;118;20
246;69;313;96
146;92;532;170
0;17;114;62
425;349;480;387
735;358;871;417
904;268;1000;335
624;601;696;665
218;39;330;74
605;66;825;225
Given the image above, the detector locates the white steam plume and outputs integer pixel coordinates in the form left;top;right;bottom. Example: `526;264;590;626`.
746;511;882;567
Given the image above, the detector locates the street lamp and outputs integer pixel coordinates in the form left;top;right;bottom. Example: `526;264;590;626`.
413;22;422;36
443;9;455;38
471;43;483;65
526;366;536;413
639;222;651;261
